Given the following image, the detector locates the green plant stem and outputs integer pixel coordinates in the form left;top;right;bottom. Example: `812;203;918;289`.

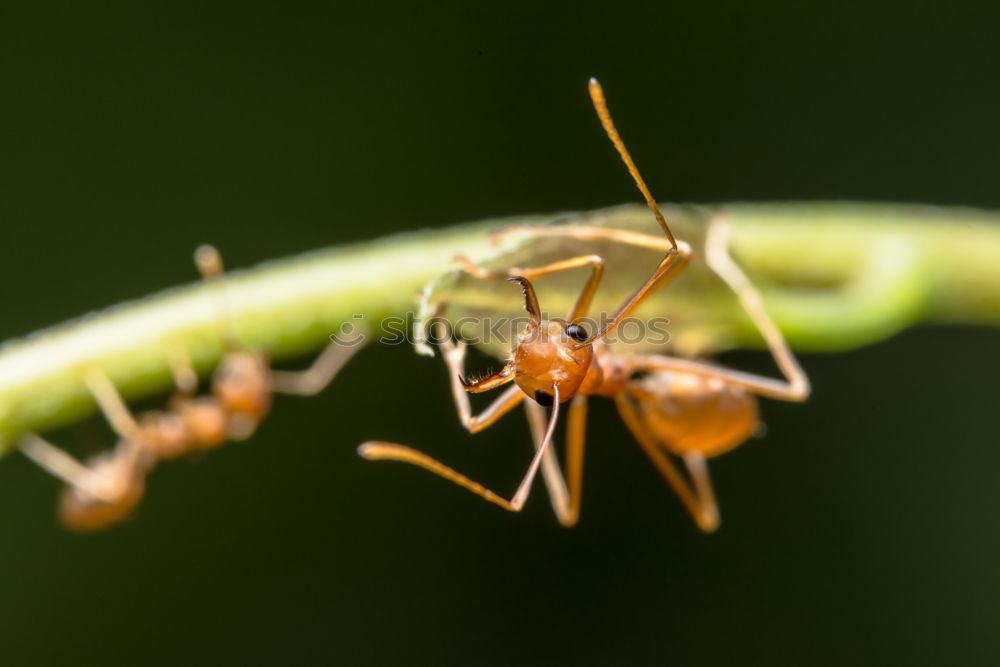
0;202;998;453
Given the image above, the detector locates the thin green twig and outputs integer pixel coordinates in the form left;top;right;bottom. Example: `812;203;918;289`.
0;203;997;453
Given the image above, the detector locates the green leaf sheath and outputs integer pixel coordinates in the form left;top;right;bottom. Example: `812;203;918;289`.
0;203;997;453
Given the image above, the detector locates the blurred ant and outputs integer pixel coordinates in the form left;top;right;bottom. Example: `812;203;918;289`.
20;245;365;531
360;79;809;531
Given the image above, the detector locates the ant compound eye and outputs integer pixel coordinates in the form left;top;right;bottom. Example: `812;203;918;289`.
534;390;555;407
565;323;588;342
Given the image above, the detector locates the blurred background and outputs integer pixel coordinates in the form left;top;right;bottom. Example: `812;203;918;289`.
1;2;998;665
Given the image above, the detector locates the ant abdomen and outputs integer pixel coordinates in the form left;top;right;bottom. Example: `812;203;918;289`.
631;372;760;458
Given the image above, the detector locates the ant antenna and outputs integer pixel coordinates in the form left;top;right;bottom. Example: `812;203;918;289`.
588;78;677;250
194;244;239;349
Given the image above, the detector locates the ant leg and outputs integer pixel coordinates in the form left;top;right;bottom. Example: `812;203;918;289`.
683;451;719;530
616;214;811;401
440;337;523;433
271;329;368;396
525;394;588;526
19;434;121;503
564;395;588;524
82;368;141;440
614;393;720;532
194;244;240;348
415;251;602;354
622;355;805;403
489;223;694;338
703;213;810;401
490;223;674;252
488;218;807;401
167;341;199;396
483;225;692;345
454;253;605;322
359;387;561;512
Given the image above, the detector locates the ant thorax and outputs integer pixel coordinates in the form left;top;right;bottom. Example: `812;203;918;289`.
512;319;594;405
579;344;627;398
138;410;191;459
178;398;229;449
629;371;760;457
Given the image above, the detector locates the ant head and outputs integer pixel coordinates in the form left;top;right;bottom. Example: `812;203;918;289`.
507;276;594;405
212;350;273;420
58;449;146;532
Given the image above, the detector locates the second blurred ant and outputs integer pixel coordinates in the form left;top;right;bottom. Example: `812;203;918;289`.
21;245;365;531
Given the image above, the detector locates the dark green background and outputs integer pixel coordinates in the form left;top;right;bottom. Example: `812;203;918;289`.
1;2;998;665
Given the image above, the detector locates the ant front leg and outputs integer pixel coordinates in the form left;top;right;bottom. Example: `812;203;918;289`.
488;222;693;341
454;253;605;322
439;337;523;434
415;252;602;356
490;222;676;253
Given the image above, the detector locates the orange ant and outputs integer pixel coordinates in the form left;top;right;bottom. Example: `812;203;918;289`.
359;79;809;531
20;245;365;531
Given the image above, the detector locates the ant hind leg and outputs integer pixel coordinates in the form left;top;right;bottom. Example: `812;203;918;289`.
614;393;720;532
703;213;810;401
